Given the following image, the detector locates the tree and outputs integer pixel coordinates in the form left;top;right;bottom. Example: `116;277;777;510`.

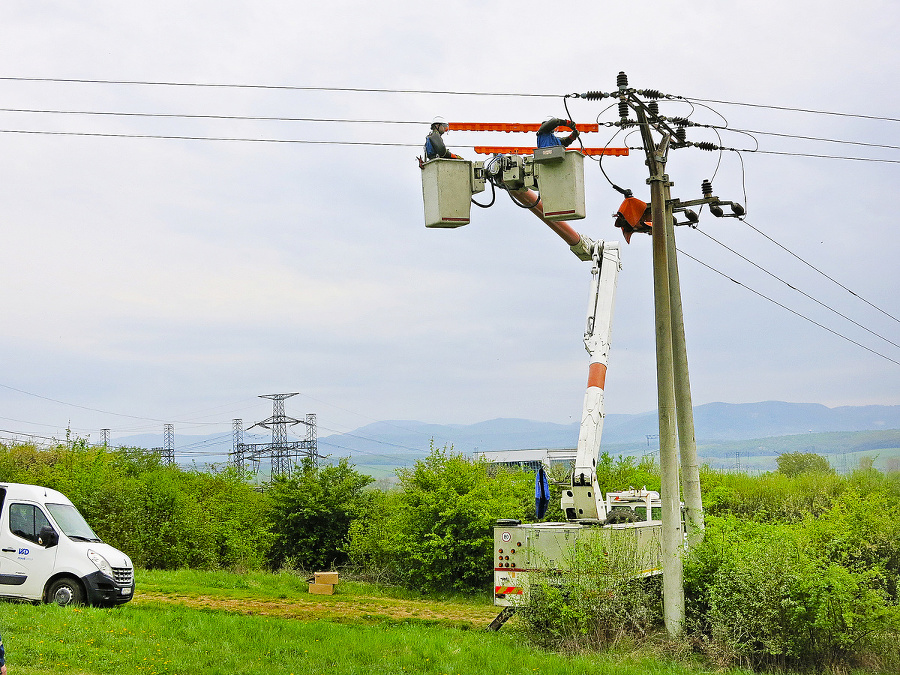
266;458;373;571
776;451;833;476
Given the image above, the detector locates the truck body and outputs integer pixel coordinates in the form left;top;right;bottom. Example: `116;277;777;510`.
493;488;665;606
0;482;135;606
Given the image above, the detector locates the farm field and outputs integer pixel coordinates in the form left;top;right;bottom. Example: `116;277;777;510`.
0;568;750;675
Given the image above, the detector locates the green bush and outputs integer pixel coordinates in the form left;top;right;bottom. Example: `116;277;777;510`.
266;457;373;571
520;534;663;650
349;444;532;593
0;443;272;570
685;514;900;671
701;468;846;523
777;451;834;476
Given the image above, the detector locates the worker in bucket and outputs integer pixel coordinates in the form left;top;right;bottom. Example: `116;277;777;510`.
424;116;464;160
536;116;579;148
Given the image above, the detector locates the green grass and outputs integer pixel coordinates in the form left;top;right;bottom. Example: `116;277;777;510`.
0;568;754;675
0;601;748;675
136;568;490;606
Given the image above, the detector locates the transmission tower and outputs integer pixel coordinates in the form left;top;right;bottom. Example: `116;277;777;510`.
160;423;175;466
231;418;245;472
100;428;110;448
244;393;322;478
305;413;317;459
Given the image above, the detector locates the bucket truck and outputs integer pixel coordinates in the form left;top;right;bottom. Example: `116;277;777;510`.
420;139;665;624
491;234;663;612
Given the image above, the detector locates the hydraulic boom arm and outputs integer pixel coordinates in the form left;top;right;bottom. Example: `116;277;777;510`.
508;188;621;522
561;241;620;521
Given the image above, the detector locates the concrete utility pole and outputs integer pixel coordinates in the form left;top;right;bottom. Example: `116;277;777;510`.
634;101;685;635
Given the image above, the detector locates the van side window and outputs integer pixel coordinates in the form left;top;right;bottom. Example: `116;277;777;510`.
9;504;52;544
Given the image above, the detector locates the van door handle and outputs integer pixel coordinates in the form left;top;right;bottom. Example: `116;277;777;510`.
1;548;15;552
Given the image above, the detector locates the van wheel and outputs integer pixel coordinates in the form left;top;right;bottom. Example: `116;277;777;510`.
47;578;84;606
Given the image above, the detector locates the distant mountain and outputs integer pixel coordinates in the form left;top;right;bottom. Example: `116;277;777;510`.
109;402;900;474
319;402;900;461
606;402;900;444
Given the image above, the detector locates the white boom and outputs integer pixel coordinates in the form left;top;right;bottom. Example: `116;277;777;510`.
560;240;621;522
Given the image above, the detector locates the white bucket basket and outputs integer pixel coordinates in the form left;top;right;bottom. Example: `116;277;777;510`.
422;159;474;228
534;150;585;221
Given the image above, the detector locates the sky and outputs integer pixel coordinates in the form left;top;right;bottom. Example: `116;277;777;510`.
0;1;898;452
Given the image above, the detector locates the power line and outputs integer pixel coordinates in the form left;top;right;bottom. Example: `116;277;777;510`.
739;218;900;326
710;125;900;153
693;227;900;351
0;76;556;98
677;248;900;367
676;95;900;124
8;107;898;154
0;380;247;428
0;128;418;146
0;107;427;125
2;77;894;123
6;127;900;165
683;144;900;164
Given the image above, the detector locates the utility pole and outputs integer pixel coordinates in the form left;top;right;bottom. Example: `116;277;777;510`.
633;96;684;635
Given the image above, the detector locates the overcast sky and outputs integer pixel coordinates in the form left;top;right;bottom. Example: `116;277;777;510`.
0;1;897;451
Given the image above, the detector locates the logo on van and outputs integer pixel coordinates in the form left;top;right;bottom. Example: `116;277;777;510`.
18;548;28;556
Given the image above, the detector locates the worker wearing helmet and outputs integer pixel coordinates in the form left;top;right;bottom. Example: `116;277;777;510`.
424;116;463;160
536;117;579;148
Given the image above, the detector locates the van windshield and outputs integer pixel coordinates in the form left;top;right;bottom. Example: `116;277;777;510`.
46;503;102;542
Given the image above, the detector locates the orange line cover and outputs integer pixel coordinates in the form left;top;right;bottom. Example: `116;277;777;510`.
474;146;628;157
450;122;600;133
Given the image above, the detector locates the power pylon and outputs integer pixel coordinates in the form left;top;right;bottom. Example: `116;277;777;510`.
244;393;321;478
161;424;175;466
231;418;245;472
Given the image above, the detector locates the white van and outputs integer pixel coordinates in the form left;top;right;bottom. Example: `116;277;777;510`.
0;483;135;606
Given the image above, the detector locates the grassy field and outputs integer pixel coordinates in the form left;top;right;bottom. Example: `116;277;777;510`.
0;569;752;675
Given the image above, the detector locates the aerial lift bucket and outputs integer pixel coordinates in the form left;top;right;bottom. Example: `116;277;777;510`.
422;159;474;228
533;149;585;221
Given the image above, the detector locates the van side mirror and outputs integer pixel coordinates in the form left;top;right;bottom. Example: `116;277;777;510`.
38;526;58;548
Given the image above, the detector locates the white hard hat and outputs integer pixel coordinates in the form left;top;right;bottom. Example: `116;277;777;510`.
432;115;448;126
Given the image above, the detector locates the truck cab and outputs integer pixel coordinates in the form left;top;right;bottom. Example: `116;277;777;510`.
0;483;135;606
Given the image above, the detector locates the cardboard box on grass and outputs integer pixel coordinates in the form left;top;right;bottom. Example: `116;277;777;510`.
309;571;339;595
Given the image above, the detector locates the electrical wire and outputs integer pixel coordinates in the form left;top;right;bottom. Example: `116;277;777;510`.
0;107;430;125
675;95;900;124
677;248;900;367
691;142;900;164
739;218;900;326
0;76;558;98
4;77;895;122
700;123;900;152
694;227;900;351
0;128;421;146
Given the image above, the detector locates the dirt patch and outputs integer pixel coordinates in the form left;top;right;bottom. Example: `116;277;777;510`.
134;591;501;628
